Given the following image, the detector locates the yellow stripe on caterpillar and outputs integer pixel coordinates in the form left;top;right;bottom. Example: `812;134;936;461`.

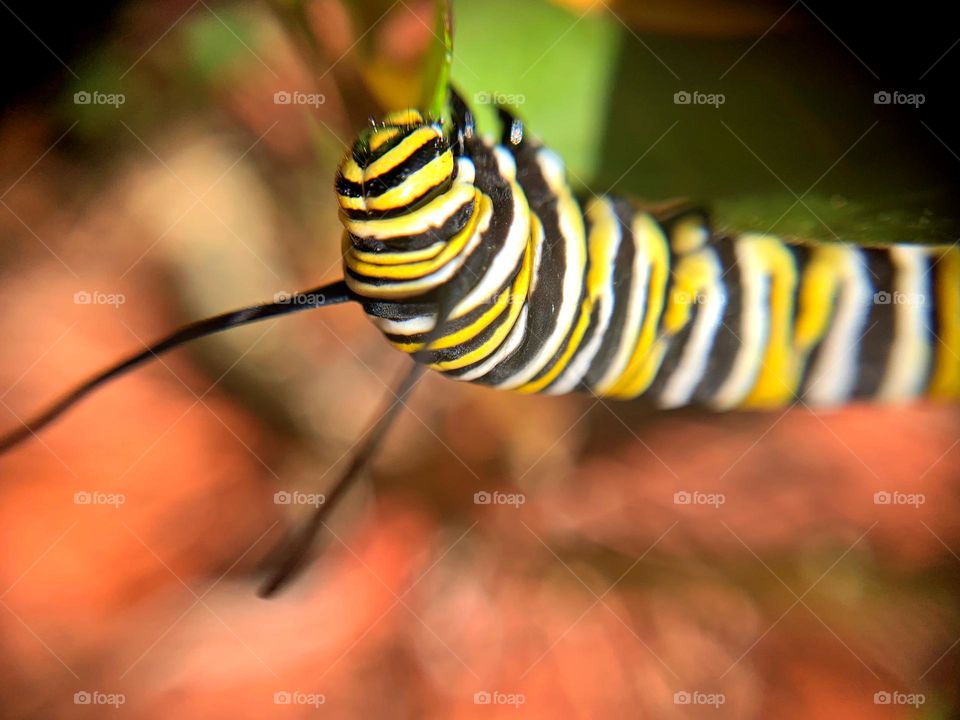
740;234;800;409
349;240;446;266
344;183;476;241
368;127;400;152
364;151;454;213
363;126;441;181
430;241;534;371
605;214;671;399
344;194;487;280
793;244;848;353
929;246;960;398
517;196;621;394
392;286;511;354
381;109;425;126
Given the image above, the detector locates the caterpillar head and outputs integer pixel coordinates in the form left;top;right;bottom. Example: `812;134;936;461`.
335;110;455;217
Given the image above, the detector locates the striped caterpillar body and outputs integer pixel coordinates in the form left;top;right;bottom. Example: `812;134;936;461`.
336;100;960;410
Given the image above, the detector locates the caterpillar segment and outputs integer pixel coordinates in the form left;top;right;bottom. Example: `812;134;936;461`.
336;102;960;409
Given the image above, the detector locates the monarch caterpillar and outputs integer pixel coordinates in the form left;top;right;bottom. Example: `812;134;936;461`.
339;96;960;408
2;90;958;594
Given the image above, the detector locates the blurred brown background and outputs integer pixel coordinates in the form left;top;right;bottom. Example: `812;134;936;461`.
1;1;959;718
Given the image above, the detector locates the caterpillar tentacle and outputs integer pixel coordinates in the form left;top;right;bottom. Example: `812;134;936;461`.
337;100;960;408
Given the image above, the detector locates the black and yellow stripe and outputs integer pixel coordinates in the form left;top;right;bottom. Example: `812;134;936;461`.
337;100;960;409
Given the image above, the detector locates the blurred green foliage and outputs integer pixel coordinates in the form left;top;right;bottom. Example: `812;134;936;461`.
183;8;258;82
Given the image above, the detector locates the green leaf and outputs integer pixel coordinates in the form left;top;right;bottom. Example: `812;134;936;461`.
450;0;621;184
421;0;454;119
713;191;959;246
592;29;959;245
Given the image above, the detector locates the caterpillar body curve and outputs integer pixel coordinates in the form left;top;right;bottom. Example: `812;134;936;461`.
337;102;960;410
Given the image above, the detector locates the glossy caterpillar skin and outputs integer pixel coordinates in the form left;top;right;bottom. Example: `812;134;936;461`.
334;97;960;410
